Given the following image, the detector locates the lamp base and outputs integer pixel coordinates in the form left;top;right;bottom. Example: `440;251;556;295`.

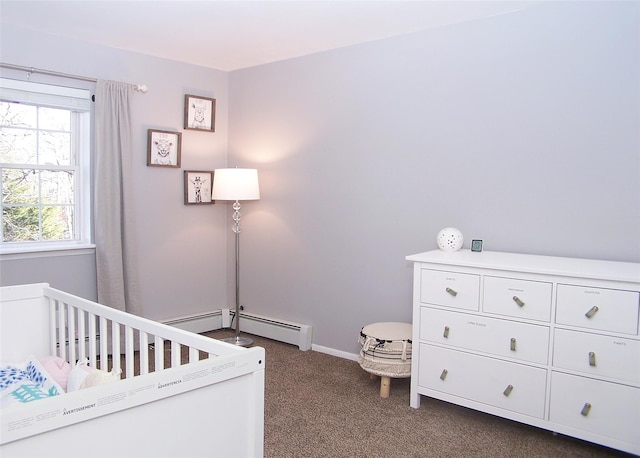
222;335;254;347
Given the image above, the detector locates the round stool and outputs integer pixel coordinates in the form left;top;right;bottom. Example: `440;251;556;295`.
358;322;412;398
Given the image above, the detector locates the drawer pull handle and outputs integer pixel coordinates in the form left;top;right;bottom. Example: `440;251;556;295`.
510;338;517;352
503;384;514;397
440;369;448;381
585;306;599;319
443;326;450;338
512;296;525;307
445;287;458;297
581;403;592;416
588;351;596;367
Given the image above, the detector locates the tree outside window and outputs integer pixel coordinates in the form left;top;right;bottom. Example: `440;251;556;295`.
1;101;78;244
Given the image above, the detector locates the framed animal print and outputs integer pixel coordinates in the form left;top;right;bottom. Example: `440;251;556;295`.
184;94;216;132
147;129;181;168
184;170;214;205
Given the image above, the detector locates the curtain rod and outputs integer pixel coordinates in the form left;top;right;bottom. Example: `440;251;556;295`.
0;62;148;93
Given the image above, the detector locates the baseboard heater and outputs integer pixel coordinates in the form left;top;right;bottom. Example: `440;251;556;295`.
163;310;225;335
164;310;312;351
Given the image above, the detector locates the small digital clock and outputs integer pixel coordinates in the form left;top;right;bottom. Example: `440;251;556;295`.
471;240;483;252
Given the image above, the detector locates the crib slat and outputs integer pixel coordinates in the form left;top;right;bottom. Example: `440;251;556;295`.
171;341;181;367
67;304;77;365
99;316;109;370
112;322;121;372
77;309;87;362
189;347;199;363
139;332;149;375
124;325;135;379
88;312;97;368
57;300;66;360
48;297;57;356
155;335;164;370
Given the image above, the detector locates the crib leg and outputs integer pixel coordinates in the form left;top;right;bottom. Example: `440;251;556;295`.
380;376;391;398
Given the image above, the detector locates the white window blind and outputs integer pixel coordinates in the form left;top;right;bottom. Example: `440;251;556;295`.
0;78;91;110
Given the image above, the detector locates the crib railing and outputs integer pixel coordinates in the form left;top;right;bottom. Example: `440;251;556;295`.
44;286;240;379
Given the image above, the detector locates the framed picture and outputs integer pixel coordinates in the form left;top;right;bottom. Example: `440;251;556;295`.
184;170;214;205
184;94;216;132
147;129;181;168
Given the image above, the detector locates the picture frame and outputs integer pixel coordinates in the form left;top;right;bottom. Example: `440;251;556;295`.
184;94;216;132
471;239;484;252
184;170;214;205
147;129;181;168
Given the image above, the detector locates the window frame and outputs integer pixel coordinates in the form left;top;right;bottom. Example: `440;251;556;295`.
0;78;94;256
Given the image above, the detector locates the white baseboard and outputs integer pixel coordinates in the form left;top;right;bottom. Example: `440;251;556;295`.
312;344;359;362
163;309;313;351
162;311;223;334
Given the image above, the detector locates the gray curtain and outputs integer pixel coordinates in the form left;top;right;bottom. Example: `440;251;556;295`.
94;80;142;316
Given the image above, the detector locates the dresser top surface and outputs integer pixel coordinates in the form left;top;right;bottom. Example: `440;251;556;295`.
407;250;640;284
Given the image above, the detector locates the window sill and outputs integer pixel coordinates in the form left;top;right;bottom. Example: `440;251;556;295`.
0;243;96;260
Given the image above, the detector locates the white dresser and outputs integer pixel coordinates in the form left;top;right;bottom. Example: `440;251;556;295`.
407;250;640;455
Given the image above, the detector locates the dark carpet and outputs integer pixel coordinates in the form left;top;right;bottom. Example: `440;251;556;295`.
204;330;630;458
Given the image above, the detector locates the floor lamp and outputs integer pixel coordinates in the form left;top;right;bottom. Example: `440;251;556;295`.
212;167;260;347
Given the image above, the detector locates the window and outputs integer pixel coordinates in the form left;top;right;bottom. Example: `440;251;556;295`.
0;78;92;253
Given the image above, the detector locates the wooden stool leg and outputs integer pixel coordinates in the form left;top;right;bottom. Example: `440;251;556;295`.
380;376;391;398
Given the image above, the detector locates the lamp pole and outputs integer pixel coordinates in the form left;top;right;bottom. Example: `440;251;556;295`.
224;200;253;347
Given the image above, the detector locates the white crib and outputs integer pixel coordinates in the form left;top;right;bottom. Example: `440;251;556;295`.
0;283;265;458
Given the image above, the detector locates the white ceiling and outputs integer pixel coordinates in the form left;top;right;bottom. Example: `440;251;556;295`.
0;1;537;71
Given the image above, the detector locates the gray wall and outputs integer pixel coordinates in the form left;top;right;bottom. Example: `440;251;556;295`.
1;2;638;356
228;2;640;353
0;23;232;322
0;252;97;300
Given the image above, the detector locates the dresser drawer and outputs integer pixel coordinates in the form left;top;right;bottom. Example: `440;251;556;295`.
420;269;480;311
553;329;640;383
420;307;549;364
556;285;639;335
483;276;552;322
550;372;640;447
418;344;547;419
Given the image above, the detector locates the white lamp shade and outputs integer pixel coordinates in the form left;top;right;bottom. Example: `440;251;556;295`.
212;168;260;201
